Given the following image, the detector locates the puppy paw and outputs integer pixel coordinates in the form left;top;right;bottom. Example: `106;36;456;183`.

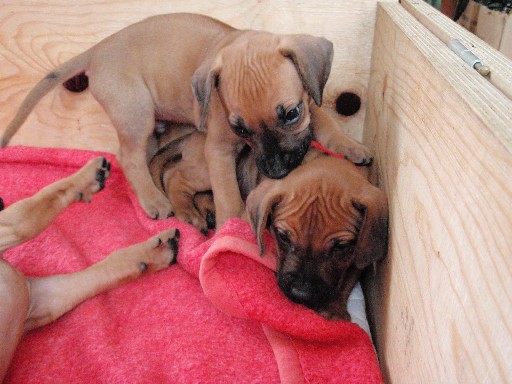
142;195;175;220
74;157;111;202
104;229;180;282
174;210;210;235
193;192;216;231
138;228;180;272
318;307;351;321
344;143;373;166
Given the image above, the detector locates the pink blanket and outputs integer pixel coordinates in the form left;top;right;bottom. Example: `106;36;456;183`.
1;146;382;384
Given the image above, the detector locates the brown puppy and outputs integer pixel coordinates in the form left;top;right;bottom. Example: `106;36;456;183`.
0;157;179;380
247;154;388;320
1;13;371;226
150;125;388;320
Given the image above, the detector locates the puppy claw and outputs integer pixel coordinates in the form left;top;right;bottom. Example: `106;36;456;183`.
130;229;180;273
355;157;373;167
167;234;179;264
206;210;216;230
101;157;111;171
0;197;4;211
73;157;112;203
146;204;174;221
344;145;374;167
96;168;106;182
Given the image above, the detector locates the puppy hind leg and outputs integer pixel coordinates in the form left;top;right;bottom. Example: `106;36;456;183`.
166;176;209;234
0;157;110;253
24;229;180;331
164;158;214;233
98;91;173;219
0;261;29;381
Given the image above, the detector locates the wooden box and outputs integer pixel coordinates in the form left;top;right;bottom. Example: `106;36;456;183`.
458;0;512;59
1;1;511;383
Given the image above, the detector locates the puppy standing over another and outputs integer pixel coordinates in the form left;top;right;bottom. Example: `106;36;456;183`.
1;13;372;226
150;125;388;320
0;157;180;381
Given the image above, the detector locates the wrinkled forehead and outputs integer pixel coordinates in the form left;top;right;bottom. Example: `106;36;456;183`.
274;188;361;249
273;166;364;246
219;41;304;114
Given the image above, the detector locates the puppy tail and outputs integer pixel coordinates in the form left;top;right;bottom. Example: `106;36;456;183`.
1;50;91;147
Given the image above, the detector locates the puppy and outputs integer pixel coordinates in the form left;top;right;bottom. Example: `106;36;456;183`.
0;157;179;380
1;13;371;226
247;153;388;320
150;124;388;320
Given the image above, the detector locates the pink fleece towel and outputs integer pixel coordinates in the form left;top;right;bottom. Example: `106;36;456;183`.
1;146;382;384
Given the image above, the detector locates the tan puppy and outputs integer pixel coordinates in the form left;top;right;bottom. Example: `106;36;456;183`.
1;13;371;226
0;157;179;380
247;154;388;320
150;125;388;320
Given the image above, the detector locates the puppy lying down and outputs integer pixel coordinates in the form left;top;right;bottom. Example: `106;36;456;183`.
150;123;388;321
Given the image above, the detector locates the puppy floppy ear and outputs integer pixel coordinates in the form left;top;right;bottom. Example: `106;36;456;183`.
351;186;389;270
278;35;334;106
246;179;283;255
191;58;222;130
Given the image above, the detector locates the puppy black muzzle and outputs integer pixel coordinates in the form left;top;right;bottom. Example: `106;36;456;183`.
255;130;312;179
277;270;335;309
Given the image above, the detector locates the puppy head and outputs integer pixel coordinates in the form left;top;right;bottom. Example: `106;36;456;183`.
246;158;388;312
192;32;333;179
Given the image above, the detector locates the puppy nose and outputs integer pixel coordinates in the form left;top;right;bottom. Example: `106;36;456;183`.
289;282;313;303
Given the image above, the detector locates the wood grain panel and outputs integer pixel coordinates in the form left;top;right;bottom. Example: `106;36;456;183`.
402;0;512;103
0;0;394;153
363;3;512;383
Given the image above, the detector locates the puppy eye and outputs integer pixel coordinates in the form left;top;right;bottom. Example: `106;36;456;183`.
284;103;302;125
275;228;291;246
230;122;253;139
330;239;353;256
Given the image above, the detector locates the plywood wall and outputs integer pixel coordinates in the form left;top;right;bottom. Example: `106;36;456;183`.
0;0;394;153
364;2;512;383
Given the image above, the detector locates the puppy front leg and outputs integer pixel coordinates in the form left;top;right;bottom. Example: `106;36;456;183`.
118;136;174;220
205;138;245;228
24;229;179;331
310;105;373;166
319;269;362;321
91;78;173;220
0;157;110;253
